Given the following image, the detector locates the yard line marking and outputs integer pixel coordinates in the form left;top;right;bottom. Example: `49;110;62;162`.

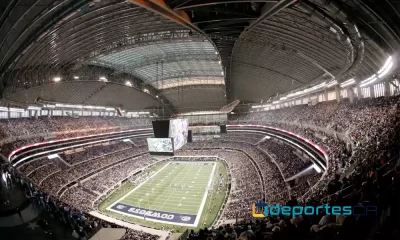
194;163;216;227
158;164;191;210
107;162;171;210
145;164;190;209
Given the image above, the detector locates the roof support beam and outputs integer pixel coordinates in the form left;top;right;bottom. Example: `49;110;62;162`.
128;0;204;35
173;0;279;10
244;0;298;33
202;18;252;29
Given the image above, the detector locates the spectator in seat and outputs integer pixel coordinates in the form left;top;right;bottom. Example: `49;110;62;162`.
286;195;298;209
310;210;336;233
226;227;237;240
327;174;342;195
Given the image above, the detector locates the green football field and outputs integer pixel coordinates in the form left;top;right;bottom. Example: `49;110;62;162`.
107;161;216;227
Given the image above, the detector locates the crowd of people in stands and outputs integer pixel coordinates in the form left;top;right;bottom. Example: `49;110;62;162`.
1;164;159;240
81;155;158;195
258;140;311;179
0;117;151;156
2;95;400;239
0;116;151;138
219;133;265;145
231;97;400;199
121;229;159;240
188;162;400;240
17;141;153;201
62;141;132;165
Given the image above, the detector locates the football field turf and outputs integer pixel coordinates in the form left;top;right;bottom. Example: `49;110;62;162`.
107;161;216;227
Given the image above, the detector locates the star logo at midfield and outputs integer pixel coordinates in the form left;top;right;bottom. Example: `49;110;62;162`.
27;221;38;230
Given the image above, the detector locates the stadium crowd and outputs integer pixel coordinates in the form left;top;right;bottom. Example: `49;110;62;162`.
1;164;159;240
0;116;151;138
187;161;400;240
81;155;158;196
62;141;132;165
2;95;400;239
18;143;151;198
258;140;311;179
0;116;151;156
231;97;400;199
219;133;265;145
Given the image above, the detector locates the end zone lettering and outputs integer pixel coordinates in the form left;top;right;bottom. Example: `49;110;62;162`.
127;207;174;220
110;203;197;224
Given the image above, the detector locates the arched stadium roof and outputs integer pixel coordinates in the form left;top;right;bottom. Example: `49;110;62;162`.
0;0;399;113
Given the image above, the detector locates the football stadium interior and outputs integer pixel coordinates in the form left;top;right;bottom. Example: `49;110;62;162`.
0;1;400;240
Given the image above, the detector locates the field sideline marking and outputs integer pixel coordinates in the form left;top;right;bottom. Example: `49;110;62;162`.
106;161;216;227
193;162;216;227
106;162;171;211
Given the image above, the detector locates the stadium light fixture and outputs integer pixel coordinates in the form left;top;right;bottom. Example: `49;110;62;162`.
252;105;263;109
326;80;338;88
359;75;377;88
44;104;56;109
73;76;79;79
27;106;42;111
378;61;393;79
156;95;159;98
309;82;326;91
360;78;377;88
125;81;132;87
340;78;356;88
378;56;393;74
359;56;394;88
252;104;271;109
9;108;25;112
53;77;61;82
143;88;149;93
83;105;105;110
99;76;107;82
285;82;326;100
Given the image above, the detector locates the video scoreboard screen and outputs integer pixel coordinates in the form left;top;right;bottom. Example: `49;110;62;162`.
146;138;173;155
148;118;188;155
169;118;188;151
